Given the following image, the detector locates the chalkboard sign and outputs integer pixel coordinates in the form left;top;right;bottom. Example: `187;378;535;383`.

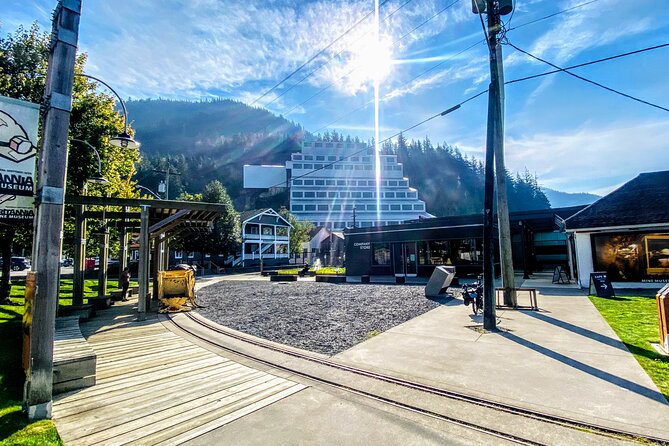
589;272;615;297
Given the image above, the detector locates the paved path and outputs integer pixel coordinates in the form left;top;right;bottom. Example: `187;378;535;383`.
52;301;305;445
334;286;669;440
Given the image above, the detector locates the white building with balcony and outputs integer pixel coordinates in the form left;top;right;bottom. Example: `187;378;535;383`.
239;208;291;267
287;141;433;229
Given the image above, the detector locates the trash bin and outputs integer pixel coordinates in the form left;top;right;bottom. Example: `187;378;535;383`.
657;284;669;353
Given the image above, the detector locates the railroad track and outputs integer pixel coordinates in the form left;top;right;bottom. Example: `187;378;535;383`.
167;312;667;446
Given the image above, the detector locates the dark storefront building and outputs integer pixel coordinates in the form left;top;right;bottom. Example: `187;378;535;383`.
345;207;585;279
345;215;498;278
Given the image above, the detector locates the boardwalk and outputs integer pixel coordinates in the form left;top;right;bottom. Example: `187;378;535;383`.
52;301;305;446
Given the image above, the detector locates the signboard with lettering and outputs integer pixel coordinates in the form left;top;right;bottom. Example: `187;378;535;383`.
0;95;39;222
589;272;615;298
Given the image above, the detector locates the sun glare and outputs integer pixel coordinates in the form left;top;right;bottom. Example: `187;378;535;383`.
348;34;394;85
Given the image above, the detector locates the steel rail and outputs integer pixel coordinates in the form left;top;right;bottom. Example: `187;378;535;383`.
171;312;668;445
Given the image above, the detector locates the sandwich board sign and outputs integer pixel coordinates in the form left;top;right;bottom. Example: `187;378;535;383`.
589;272;615;298
0;95;39;222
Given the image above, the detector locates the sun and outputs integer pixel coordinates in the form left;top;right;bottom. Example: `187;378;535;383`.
348;33;394;86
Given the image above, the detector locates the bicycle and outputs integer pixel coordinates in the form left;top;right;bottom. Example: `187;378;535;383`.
462;276;484;314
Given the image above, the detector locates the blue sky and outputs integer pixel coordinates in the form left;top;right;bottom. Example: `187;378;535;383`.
3;0;669;195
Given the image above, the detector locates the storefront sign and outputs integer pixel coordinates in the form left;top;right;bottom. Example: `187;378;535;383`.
589;272;615;298
353;242;370;250
0;95;39;222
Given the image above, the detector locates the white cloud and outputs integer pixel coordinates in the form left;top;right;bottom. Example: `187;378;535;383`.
504;119;669;193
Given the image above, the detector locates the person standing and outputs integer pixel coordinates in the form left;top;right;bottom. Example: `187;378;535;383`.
120;267;131;302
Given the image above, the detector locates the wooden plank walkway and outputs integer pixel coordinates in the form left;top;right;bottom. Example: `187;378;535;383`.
52;301;306;445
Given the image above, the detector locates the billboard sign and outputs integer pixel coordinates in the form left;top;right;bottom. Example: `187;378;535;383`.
0;95;39;222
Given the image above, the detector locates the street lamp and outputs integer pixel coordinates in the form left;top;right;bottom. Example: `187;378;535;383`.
136;184;161;199
74;73;140;150
70;139;109;185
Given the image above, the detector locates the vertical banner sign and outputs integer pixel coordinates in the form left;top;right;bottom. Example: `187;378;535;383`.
0;95;39;222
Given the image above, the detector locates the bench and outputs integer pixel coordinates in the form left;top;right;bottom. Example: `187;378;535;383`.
53;316;97;394
496;288;538;310
109;285;139;302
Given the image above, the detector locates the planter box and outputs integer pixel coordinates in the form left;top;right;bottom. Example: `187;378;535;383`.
90;296;111;310
316;275;346;284
270;274;297;282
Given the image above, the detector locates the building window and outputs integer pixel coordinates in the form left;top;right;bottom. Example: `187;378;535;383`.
372;243;391;265
402;204;412;211
408;192;417;198
396;192;406;198
314;164;323;169
386;192;395;198
332;205;341;211
381;204;389;210
390;204;401;210
304;180;314;185
344;204;354;210
334;165;343;170
293;155;302;160
303;164;313;169
188;252;195;258
174;250;183;259
389;181;398;186
316;192;326;198
293;164;303;169
367;204;376;211
304;155;313;160
352;192;362;198
328;192;337;198
315;180;325;185
293;179;303;185
362;192;373;198
262;226;274;236
316;156;325;161
326;180;335;185
292;192;303;198
345;165;353;170
337;180;346;185
364;165;372;170
292;205;303;211
413;204;424;211
304;192;315;198
276;244;288;254
362;157;370;162
354;165;363;170
351;157;359;162
324;165;333;169
305;205;316;211
328;156;337;161
276;226;289;237
317;205;328;211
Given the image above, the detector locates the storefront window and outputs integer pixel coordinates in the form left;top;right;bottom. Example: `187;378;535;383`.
372;243;391;265
593;232;669;282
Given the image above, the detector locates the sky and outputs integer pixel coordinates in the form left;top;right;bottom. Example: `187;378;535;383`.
3;0;669;195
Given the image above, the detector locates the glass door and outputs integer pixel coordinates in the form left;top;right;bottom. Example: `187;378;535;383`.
392;243;405;276
393;243;418;277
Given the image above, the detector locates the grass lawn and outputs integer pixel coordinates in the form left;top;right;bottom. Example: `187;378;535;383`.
590;294;669;401
0;277;136;444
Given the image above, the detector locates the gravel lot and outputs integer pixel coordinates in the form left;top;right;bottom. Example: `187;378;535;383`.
196;280;449;355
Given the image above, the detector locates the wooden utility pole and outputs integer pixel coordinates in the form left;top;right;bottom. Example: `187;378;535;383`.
25;0;81;419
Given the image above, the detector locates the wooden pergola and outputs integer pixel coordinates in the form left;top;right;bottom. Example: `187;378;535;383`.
65;196;226;318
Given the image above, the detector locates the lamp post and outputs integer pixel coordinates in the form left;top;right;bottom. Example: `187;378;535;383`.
136;185;161;199
73;73;140;150
69;139;109;307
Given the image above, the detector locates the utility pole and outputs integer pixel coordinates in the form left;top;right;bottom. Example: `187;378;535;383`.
154;166;181;200
25;0;81;419
474;0;515;329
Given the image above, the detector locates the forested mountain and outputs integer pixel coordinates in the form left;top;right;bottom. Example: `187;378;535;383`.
541;188;600;208
131;99;550;215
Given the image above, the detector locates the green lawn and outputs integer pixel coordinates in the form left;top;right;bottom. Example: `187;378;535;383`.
0;277;135;445
590;294;669;401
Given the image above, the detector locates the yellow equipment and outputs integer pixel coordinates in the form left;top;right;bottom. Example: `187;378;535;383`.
156;269;196;313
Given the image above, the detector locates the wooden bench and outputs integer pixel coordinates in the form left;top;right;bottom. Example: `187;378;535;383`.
496;287;538;310
53;316;97;394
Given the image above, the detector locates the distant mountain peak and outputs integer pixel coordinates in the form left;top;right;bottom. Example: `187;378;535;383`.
541;187;600;208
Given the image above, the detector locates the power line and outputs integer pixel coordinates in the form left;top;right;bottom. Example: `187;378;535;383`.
506;42;669;85
266;0;463;115
262;0;417;109
507;41;669;113
268;40;669;189
249;0;391;106
507;0;601;32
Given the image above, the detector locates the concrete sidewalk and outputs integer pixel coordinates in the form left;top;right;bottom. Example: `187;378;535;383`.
334;287;669;440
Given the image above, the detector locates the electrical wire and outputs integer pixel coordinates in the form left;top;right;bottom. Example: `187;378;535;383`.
267;39;669;189
507;42;669;113
507;0;601;32
249;0;392;106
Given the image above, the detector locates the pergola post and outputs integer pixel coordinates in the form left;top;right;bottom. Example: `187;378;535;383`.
72;203;87;306
118;206;129;281
98;220;109;298
137;206;150;320
151;234;163;302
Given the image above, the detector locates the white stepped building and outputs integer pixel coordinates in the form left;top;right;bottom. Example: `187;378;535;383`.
288;141;432;229
244;141;433;229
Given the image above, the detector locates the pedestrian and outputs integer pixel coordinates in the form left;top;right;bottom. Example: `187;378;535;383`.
120;267;130;301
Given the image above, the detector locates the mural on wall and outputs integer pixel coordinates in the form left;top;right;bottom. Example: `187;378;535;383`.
592;232;669;282
0;96;39;222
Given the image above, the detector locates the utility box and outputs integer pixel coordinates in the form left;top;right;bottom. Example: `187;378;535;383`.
156;269;195;312
425;266;456;298
657;284;669;353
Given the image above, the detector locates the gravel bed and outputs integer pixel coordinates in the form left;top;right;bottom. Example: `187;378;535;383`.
196;280;449;355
